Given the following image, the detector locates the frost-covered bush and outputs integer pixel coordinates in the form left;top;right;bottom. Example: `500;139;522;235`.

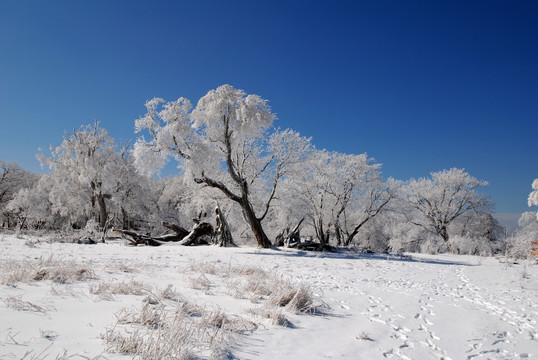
447;235;494;256
419;234;448;254
507;180;538;259
507;212;538;259
353;216;390;252
387;221;427;253
0;159;40;229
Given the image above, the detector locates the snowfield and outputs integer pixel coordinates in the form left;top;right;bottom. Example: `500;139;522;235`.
0;234;536;359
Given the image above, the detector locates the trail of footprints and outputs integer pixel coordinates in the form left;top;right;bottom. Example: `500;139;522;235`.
452;268;537;359
359;293;449;359
360;266;536;360
292;258;535;359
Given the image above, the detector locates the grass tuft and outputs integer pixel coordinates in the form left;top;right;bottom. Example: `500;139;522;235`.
3;295;50;314
0;257;96;286
102;285;256;360
90;280;150;301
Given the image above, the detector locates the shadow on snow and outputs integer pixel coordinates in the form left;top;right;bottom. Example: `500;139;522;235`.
241;247;475;266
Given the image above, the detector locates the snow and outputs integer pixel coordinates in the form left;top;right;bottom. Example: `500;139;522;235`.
0;234;536;359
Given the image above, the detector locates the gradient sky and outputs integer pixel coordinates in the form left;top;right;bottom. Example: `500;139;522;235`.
0;1;536;220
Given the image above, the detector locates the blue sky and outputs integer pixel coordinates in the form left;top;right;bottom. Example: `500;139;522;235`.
0;0;536;220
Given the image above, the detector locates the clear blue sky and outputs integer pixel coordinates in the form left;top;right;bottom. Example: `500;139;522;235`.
0;0;536;219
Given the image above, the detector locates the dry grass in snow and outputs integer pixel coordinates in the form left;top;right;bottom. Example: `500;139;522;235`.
0;237;321;359
3;295;50;314
3;234;533;359
0;256;95;286
222;264;324;314
97;260;322;358
102;295;257;359
90;280;150;300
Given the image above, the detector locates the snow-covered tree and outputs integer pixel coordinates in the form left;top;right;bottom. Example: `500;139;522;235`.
402;168;492;245
39;122;117;228
337;177;396;247
507;212;538;259
0;160;39;228
7;174;58;230
133;85;311;247
288;149;393;246
507;179;538;258
38;122;147;230
529;178;538;220
106;146;159;231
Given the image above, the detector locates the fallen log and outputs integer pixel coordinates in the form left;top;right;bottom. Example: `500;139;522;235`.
276;218;304;247
113;221;214;247
112;229;169;246
290;241;336;252
177;222;214;246
161;222;189;238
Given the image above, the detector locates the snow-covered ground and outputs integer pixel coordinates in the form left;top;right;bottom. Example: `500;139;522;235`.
0;233;536;359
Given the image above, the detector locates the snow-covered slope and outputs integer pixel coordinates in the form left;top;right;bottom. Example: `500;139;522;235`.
0;234;536;359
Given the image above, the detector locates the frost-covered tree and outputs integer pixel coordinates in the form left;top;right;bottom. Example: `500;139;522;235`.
106;146;159;230
402;168;492;245
289;149;393;246
38;122;150;229
507;179;538;258
39;122;116;228
507;212;538;259
133;85;311;248
7;174;58;230
446;212;505;255
0;160;39;228
336;177;396;247
529;178;538;220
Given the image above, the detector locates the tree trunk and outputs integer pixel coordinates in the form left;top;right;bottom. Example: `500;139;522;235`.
334;223;343;246
121;207;128;230
214;205;236;247
440;225;449;243
314;217;329;245
193;173;271;248
241;200;271;248
344;231;357;247
96;194;108;229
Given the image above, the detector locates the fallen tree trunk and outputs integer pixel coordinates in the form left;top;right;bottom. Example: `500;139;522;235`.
178;222;214;246
161;222;190;238
113;221;213;247
290;240;336;252
275;218;304;247
112;229;170;246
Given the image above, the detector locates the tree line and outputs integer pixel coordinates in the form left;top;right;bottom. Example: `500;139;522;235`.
2;85;536;257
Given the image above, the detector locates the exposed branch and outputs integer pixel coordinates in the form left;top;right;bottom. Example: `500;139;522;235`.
194;173;242;203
